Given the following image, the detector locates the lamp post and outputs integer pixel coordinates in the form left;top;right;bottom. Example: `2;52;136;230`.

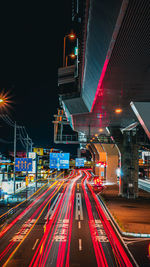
63;32;79;78
65;53;76;67
63;33;76;67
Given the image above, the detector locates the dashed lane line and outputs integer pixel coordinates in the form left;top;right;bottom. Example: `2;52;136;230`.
32;239;39;250
79;239;82;251
78;221;81;229
75;193;83;220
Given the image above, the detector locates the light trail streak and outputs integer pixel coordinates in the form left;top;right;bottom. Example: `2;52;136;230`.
2;181;64;267
30;172;81;267
0;181;58;238
0;182;61;264
29;182;70;266
56;180;76;267
81;174;108;267
85;170;133;267
65;183;75;267
0;242;14;262
0;181;48;220
41;182;72;266
0;170;61;221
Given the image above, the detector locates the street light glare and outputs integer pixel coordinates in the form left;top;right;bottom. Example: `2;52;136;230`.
69;33;76;39
115;108;122;114
0;90;12;111
70;53;76;59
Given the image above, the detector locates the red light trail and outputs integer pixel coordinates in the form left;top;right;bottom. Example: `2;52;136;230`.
84;170;133;267
29;171;81;267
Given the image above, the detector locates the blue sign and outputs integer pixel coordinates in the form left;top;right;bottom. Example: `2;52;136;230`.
15;158;32;172
75;158;84;167
50;153;70;169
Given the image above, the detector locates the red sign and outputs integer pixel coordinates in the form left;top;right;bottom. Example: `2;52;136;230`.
9;151;26;158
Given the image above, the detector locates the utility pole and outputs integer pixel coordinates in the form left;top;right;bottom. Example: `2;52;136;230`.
26;134;29;155
13;121;16;194
30;140;33;152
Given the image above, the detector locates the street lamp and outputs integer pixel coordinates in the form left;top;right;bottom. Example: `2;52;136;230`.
65;53;76;66
115;108;122;114
0;90;12;111
63;32;76;67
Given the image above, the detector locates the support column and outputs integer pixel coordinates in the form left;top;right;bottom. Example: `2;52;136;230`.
102;144;119;183
121;131;138;198
88;144;99;175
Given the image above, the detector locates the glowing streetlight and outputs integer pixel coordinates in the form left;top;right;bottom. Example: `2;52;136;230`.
68;33;76;39
0;90;12;112
63;32;76;67
115;108;122;114
65;53;76;66
70;53;76;59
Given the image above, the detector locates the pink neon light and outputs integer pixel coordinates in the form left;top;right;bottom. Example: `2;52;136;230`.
91;59;109;112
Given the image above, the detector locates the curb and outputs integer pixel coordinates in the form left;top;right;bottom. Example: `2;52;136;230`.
98;195;150;238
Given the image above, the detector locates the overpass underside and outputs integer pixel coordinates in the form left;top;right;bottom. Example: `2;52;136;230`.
57;0;150;198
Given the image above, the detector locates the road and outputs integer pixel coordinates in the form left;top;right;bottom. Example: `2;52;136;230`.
0;169;145;266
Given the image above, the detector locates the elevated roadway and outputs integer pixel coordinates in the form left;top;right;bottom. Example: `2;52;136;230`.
57;0;150;198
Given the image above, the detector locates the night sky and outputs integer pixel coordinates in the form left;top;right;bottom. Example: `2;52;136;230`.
0;1;78;156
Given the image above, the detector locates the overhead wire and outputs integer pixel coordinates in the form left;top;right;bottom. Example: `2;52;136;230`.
0;114;33;149
0;114;14;127
0;138;13;144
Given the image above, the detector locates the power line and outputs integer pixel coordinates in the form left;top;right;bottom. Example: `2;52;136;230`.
0;138;13;144
0;114;14;127
0;114;33;151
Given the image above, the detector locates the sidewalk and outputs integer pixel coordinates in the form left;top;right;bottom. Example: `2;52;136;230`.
100;184;150;234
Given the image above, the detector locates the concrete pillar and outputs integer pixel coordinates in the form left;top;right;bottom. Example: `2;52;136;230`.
88;143;119;182
102;144;119;183
94;144;106;180
88;144;99;175
120;131;138;198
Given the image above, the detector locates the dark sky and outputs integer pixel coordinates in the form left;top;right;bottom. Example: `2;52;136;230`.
0;1;78;156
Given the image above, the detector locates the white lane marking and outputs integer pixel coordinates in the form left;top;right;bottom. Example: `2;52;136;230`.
79;239;82;251
75;193;83;220
94;219;109;243
45;193;61;220
78;221;81;229
32;239;39;250
11;219;36;242
54;219;69;242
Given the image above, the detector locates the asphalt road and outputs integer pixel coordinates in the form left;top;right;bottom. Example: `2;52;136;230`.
0;170;149;266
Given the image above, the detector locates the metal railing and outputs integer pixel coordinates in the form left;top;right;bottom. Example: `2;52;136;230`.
55;134;115;144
